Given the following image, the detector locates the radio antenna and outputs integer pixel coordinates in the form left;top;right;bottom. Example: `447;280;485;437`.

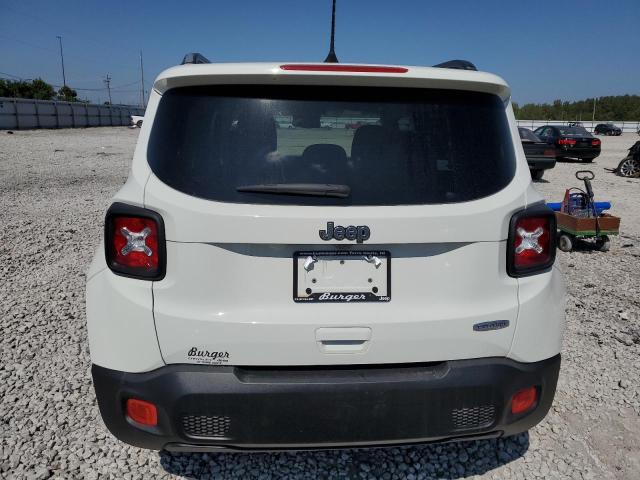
324;0;339;63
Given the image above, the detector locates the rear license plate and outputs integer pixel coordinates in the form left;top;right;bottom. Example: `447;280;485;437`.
293;250;391;303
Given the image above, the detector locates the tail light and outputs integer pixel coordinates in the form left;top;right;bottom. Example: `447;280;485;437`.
507;206;556;277
556;138;576;146
126;398;158;426
591;139;601;146
104;203;166;280
511;387;538;415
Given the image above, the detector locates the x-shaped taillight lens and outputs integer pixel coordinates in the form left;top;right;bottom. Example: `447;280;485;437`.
515;226;544;254
120;226;153;256
508;212;556;277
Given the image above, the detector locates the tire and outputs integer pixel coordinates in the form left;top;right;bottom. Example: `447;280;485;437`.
582;158;594;163
596;235;610;252
530;169;544;181
617;156;640;178
558;233;574;252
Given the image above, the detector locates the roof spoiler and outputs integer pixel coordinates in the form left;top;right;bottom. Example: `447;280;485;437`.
181;53;210;65
433;60;477;71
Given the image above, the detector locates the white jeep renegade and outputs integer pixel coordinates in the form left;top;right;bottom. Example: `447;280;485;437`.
86;56;565;451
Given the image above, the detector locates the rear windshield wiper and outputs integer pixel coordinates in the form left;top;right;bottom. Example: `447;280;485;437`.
236;183;351;198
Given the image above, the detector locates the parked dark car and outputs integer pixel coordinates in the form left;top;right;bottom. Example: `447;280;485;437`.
518;127;556;180
614;141;640;178
594;123;622;136
533;125;601;162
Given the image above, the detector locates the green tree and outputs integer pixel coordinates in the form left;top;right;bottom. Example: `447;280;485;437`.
57;85;78;101
0;78;55;100
29;78;55;100
0;79;10;97
514;95;640;121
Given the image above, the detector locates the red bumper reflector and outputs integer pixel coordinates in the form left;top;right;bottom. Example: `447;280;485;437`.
511;387;538;414
280;64;408;73
126;398;157;426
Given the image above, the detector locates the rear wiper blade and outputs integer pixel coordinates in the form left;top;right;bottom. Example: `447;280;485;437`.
236;183;351;198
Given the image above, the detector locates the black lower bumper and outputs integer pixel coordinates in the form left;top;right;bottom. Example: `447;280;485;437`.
527;156;557;171
558;147;600;159
92;355;560;451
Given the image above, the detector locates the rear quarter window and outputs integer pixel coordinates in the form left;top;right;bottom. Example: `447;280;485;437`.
519;128;541;142
148;85;516;206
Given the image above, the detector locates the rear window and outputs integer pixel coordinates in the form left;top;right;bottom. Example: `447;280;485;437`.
558;126;590;136
148;86;515;206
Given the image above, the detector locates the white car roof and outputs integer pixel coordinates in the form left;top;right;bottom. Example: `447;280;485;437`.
153;62;511;101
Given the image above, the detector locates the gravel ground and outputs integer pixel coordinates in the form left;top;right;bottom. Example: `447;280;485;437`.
0;128;638;479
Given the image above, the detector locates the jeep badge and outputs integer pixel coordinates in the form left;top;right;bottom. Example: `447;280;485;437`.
319;222;370;243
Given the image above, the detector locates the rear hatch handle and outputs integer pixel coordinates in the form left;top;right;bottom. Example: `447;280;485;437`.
315;327;372;354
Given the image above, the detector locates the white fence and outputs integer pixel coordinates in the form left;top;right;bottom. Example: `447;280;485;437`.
0;97;145;130
516;119;640;134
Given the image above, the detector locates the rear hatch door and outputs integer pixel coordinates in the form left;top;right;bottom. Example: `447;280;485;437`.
146;79;528;366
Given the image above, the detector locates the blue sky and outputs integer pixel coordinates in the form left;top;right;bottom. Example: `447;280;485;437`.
1;0;638;106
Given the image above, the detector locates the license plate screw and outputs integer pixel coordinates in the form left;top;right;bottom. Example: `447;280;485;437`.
372;287;378;293
306;288;312;294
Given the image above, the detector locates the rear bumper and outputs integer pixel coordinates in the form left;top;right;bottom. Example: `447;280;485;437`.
557;147;600;159
92;355;561;451
527;156;557;171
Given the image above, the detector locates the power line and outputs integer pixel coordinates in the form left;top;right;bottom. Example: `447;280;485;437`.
0;72;141;93
2;5;135;60
0;34;134;74
0;34;57;53
0;77;140;102
0;11;150;98
1;33;138;72
111;80;141;89
0;71;27;80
